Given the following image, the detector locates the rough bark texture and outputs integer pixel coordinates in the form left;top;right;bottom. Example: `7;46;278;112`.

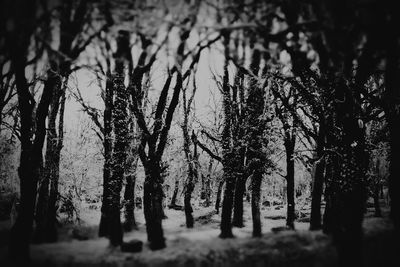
384;18;400;231
232;174;246;227
107;30;131;246
285;136;296;229
34;0;90;243
182;85;197;228
323;80;368;267
6;1;55;260
202;160;213;207
220;32;235;238
215;180;224;214
169;177;179;208
98;69;114;237
245;47;265;237
143;160;166;250
9;62;55;261
123;158;138;231
310;128;326;230
46;80;66;242
251;170;262;237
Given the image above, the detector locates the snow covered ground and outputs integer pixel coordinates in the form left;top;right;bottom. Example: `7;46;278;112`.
0;204;397;266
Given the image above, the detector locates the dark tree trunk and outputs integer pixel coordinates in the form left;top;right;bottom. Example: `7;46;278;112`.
323;80;367;267
385;29;400;231
204;175;211;207
285;137;296;229
106;31;131;246
143;160;166;250
184;183;194;228
99;30;131;243
201;160;213;207
46;76;67;242
34;0;90;243
387;115;400;228
373;184;382;217
99;69;114;237
182;103;197;228
35;77;66;243
123;113;139;231
34;166;50;243
219;32;235;238
251;170;262;237
169;177;179;208
220;167;235;238
387;113;400;229
215;180;224;214
8;62;56;260
310;129;326;230
123;161;138;231
245;46;264;237
232;174;246;227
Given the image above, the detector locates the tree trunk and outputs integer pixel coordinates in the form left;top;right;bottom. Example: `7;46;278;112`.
184;182;194;228
220;167;235;238
215;180;224;214
245;46;264;237
387;114;400;230
34;165;49;243
182;125;195;228
219;32;235;239
285;137;296;229
385;33;400;231
169;177;179;208
123;162;138;231
8;63;55;260
47;74;67;240
251;170;262;237
99;69;113;237
232;174;246;227
107;35;130;245
143;160;166;250
310;129;325;230
204;175;211;207
323;80;367;267
373;183;382;217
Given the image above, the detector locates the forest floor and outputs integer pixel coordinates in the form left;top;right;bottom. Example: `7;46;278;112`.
0;201;397;266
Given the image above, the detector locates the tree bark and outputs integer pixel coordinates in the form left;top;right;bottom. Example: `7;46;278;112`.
107;31;130;246
310;128;325;230
143;160;166;250
232;174;246;227
9;62;56;260
285;136;296;229
219;32;235;238
251;170;262;237
384;27;400;231
169;177;179;208
182;89;197;228
98;69;114;237
215;180;224;214
373;184;382;217
322;80;367;267
245;47;264;237
123;159;138;231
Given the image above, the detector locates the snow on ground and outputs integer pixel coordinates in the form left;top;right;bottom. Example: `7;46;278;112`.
0;204;397;266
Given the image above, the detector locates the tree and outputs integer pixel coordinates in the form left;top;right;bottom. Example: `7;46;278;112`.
245;46;267;237
4;0;54;260
35;0;109;243
219;31;236;238
181;75;199;228
274;87;298;230
106;30;131;246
